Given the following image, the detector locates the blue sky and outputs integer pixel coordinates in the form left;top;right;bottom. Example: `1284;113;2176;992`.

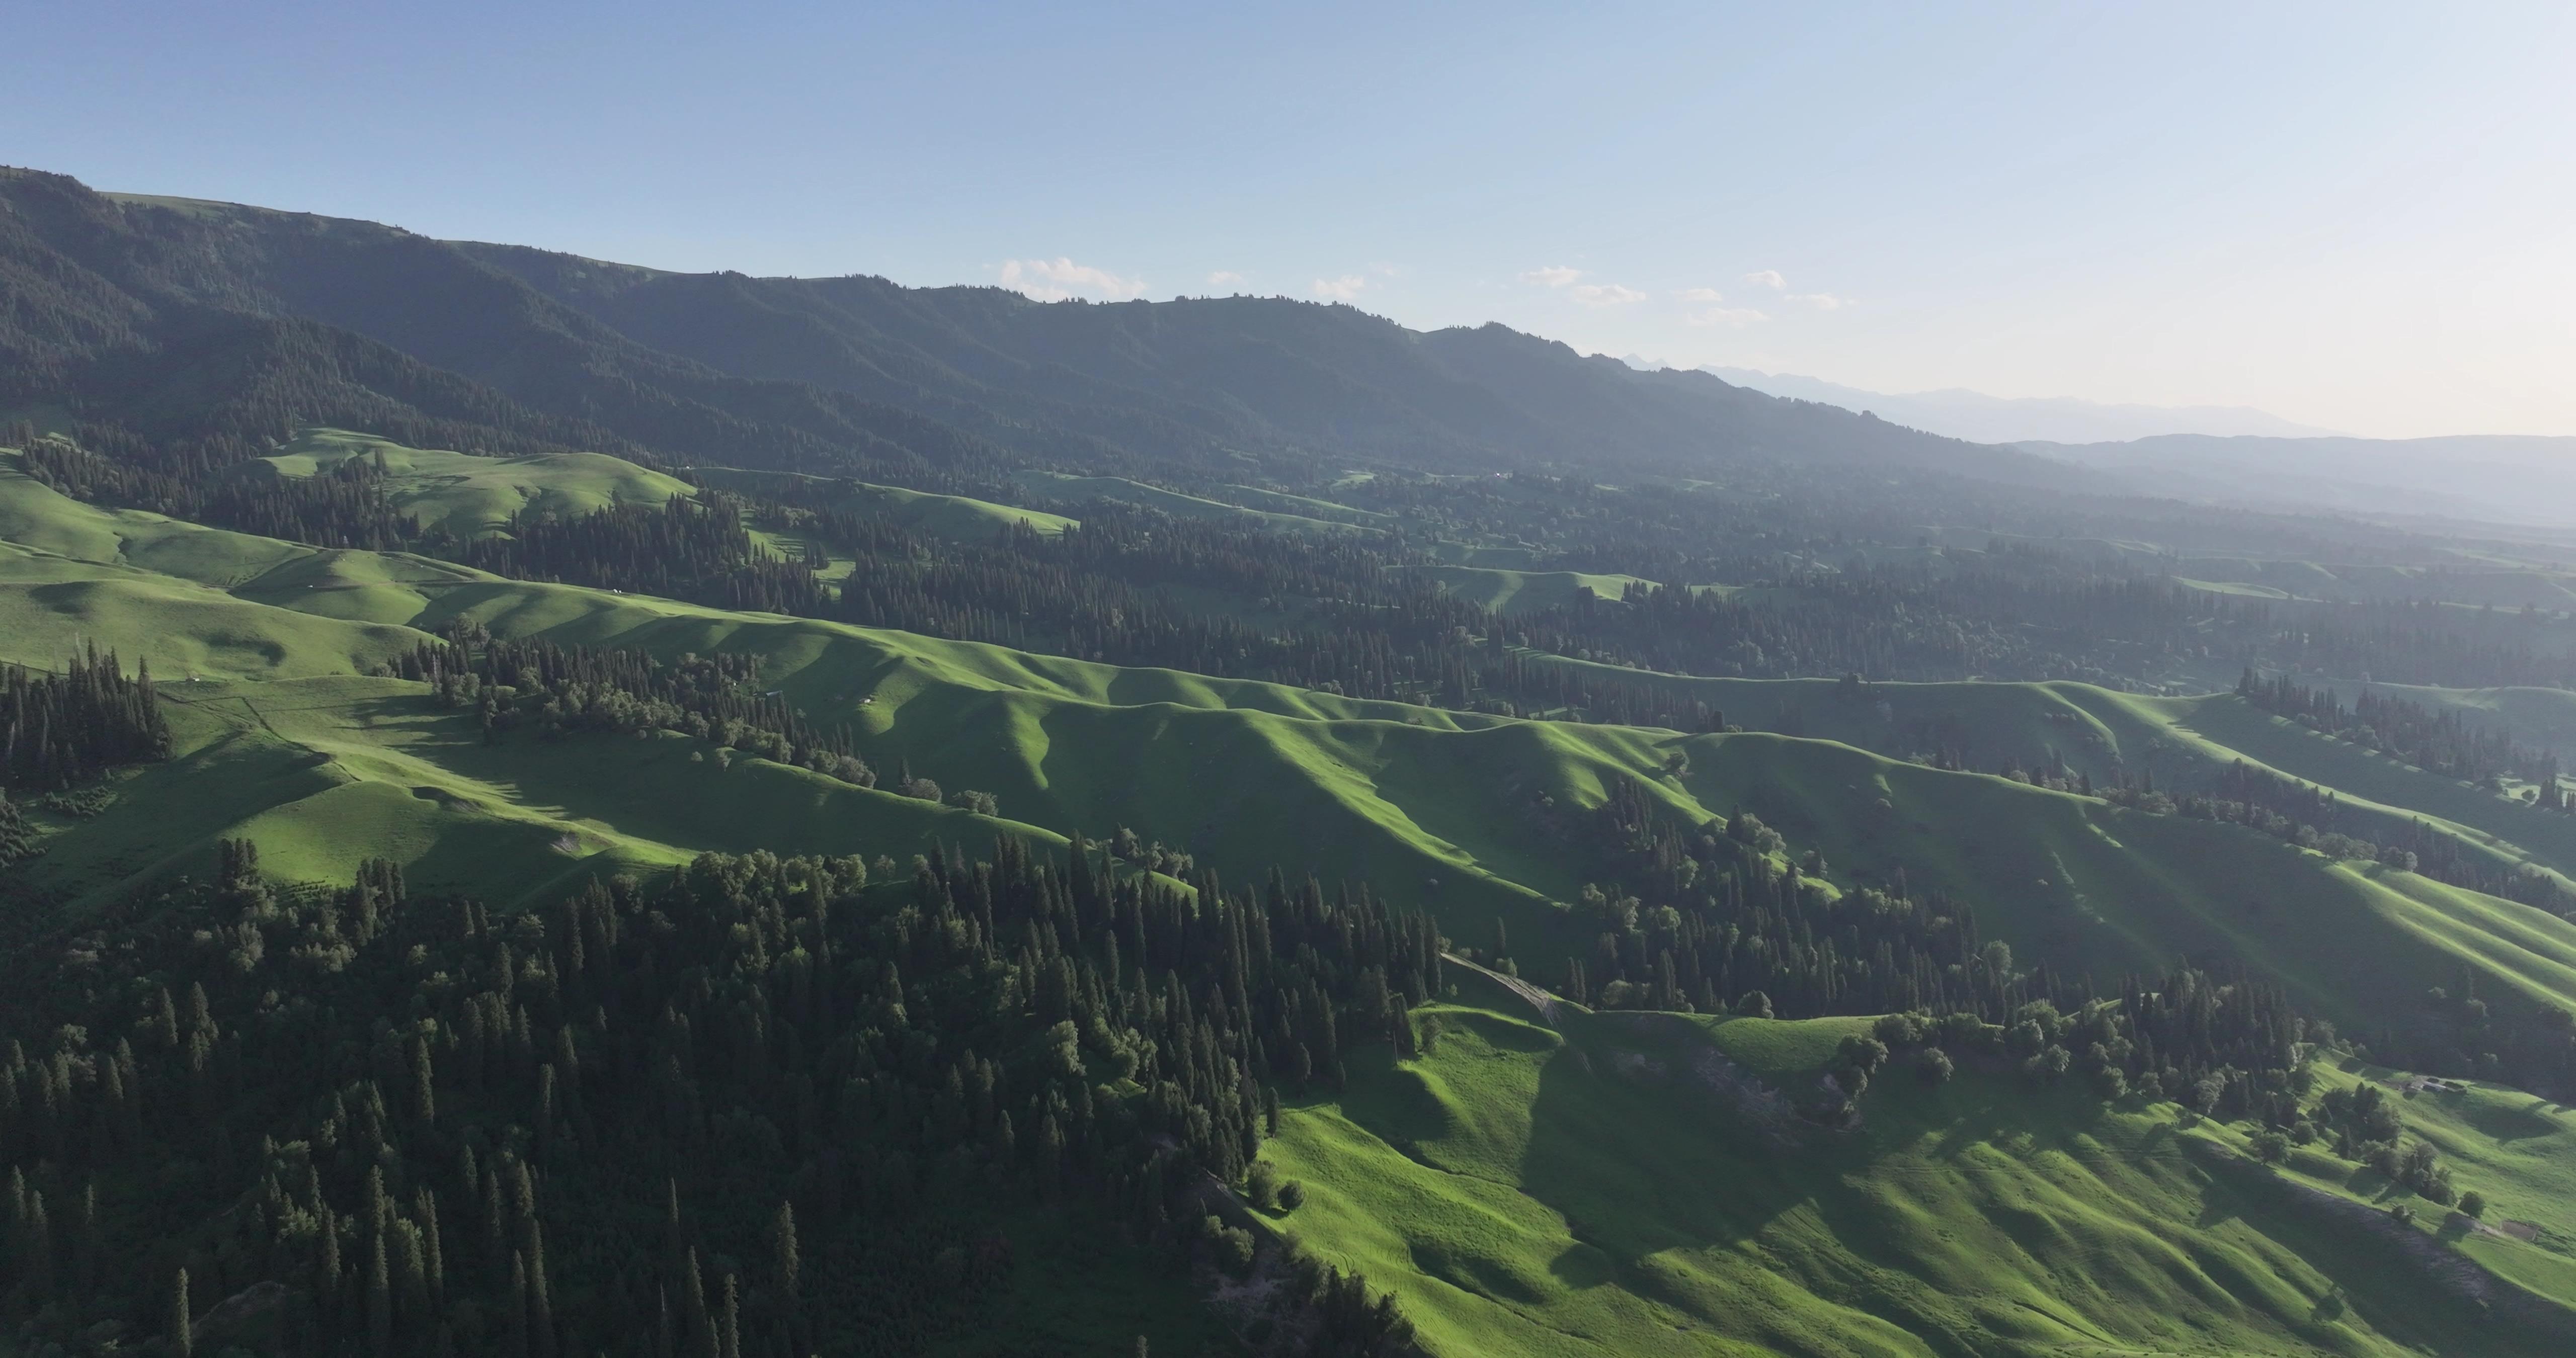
19;1;2574;437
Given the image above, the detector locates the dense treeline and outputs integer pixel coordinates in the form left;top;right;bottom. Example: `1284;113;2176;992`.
0;837;1429;1355
16;436;425;550
1530;773;2576;1109
382;628;878;789
2237;669;2565;793
2143;760;2576;916
439;498;832;618
0;646;170;791
2258;602;2576;692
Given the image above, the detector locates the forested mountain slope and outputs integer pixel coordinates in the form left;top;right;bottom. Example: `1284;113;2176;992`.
1;165;2065;492
460;239;2057;481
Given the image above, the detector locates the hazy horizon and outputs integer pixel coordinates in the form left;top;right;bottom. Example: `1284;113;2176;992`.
19;1;2574;439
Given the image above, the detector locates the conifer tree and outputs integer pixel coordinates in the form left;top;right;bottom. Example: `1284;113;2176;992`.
170;1267;193;1358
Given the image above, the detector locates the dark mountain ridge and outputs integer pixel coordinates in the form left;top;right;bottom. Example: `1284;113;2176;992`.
2;165;2069;491
462;237;2063;482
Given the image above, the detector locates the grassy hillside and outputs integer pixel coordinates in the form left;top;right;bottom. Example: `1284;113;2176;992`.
1268;990;2576;1357
1522;655;2576;890
695;465;1079;541
1403;564;1652;614
2277;1059;2576;1308
2351;680;2576;754
256;427;695;537
14;675;1069;913
14;451;2576;1044
1216;482;1400;529
1012;469;1382;535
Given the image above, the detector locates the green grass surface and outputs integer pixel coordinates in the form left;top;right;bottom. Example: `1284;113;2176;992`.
2270;1060;2576;1308
1403;565;1653;614
256;427;695;537
18;676;1069;912
696;465;1078;541
1216;483;1399;528
25;436;2576;1354
15;448;2576;1045
2354;680;2576;754
1521;654;2576;889
1012;469;1380;535
1268;996;2576;1357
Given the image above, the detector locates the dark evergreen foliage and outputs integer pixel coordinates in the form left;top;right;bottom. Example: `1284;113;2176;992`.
383;629;874;786
2237;668;2563;793
1;646;170;791
438;497;830;618
0;837;1429;1355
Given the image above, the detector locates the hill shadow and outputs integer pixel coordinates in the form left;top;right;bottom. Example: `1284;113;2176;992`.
1498;1037;1791;1310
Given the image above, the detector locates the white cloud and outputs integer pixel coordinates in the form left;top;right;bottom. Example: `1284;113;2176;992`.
1312;275;1368;300
1569;282;1647;307
1685;306;1769;327
1518;266;1642;306
1675;287;1727;303
997;257;1148;302
1207;270;1246;287
1789;292;1850;310
1741;269;1788;290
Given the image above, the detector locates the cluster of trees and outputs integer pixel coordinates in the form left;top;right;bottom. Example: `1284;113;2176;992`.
2304;1082;2456;1200
1839;974;2307;1125
381;629;877;788
1508;572;2225;687
1523;774;2545;1130
0;834;1430;1355
437;498;831;619
2256;601;2576;693
18;437;423;551
2147;760;2576;916
1546;786;2010;1023
0;791;30;869
2385;965;2576;1097
2237;670;2565;794
0;646;170;792
1868;997;2472;1214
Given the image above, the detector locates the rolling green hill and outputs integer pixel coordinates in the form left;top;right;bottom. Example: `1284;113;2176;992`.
1522;654;2576;894
695;465;1079;541
1403;565;1652;614
1269;985;2576;1357
18;445;2576;1355
1012;469;1384;535
254;427;696;538
14;450;2576;1053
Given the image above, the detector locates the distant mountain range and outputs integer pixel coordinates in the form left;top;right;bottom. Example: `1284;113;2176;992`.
1649;363;2576;529
0;166;2067;494
1683;365;2339;444
2029;434;2576;530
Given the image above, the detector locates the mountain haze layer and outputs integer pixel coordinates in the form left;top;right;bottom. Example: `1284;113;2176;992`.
2033;433;2576;529
1693;365;2338;444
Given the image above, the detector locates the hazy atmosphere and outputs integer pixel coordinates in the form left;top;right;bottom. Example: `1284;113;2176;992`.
19;1;2576;438
14;7;2576;1357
